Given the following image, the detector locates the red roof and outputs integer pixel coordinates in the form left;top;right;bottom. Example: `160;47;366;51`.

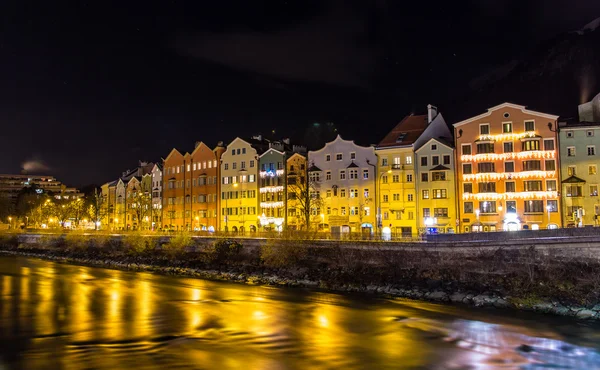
377;115;428;148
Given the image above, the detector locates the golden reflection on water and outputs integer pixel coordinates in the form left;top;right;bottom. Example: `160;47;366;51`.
1;258;599;370
136;278;153;337
107;270;123;339
72;267;92;341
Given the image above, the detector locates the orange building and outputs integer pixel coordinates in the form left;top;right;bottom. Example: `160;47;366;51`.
162;142;225;231
454;103;561;232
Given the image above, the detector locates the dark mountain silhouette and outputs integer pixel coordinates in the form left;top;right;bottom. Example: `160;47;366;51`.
447;17;600;122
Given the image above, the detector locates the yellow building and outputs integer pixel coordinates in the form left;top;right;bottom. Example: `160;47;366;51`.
219;137;261;233
414;138;457;234
286;153;308;230
375;105;451;237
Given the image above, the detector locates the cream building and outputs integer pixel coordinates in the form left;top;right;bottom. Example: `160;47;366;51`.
308;135;377;236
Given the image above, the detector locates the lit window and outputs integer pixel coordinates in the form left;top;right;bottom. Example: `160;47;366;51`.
567;147;576;157
405;156;412;164
502;122;512;133
422;190;429;199
590;165;597;175
590;185;598;196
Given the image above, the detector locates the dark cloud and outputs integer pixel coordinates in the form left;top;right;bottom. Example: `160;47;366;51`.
175;1;382;88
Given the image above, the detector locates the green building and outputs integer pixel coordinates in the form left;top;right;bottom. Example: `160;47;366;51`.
559;93;600;227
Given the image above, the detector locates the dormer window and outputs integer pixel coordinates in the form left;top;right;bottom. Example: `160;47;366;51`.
396;133;407;142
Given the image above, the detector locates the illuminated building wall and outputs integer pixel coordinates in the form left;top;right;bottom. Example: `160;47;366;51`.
186;142;222;232
414;138;457;234
376;106;452;237
161;143;223;231
115;179;126;230
286;153;307;230
162;149;186;230
307;135;377;234
558;115;600;227
259;149;286;231
454;103;561;232
150;163;163;229
219;137;260;233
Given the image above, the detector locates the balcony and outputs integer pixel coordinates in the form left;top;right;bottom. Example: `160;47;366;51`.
391;164;403;170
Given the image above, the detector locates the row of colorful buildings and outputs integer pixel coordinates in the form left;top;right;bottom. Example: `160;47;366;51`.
99;93;600;236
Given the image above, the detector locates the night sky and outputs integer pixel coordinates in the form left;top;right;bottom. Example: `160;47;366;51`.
2;0;599;187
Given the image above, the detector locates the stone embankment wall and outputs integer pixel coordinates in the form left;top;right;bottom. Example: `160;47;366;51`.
2;232;600;320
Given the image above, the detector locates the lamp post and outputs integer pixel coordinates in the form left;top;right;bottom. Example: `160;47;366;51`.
8;216;11;230
475;209;480;232
546;204;551;227
320;213;325;231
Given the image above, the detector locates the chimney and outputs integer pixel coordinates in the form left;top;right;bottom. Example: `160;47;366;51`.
217;141;224;147
195;141;201;148
427;104;438;123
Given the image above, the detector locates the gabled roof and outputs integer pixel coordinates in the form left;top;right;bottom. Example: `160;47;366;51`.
562;176;586;183
164;148;184;162
453;102;559;128
415;136;454;153
309;134;373;155
287;152;306;162
308;164;322;172
377;115;429;148
429;164;450;171
347;161;359;168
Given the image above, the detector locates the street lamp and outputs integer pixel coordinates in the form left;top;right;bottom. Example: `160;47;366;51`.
8;216;11;230
195;216;199;231
546;204;552;226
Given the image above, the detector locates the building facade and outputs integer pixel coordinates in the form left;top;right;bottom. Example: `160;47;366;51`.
259;148;286;231
559;94;600;227
188;142;223;232
219;137;260;233
286;153;307;230
454;103;561;232
376;105;451;237
162;149;186;230
308;135;377;236
151;163;162;229
414;137;457;234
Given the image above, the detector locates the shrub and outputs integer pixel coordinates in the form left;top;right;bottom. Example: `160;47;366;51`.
64;231;91;251
123;231;155;255
260;238;308;268
205;239;243;263
163;231;193;255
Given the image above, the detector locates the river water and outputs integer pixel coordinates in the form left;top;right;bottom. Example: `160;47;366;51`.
0;256;599;369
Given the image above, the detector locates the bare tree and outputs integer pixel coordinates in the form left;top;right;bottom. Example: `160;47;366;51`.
287;168;323;231
127;190;152;230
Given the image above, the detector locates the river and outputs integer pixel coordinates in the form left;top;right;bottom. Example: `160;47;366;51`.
0;256;599;369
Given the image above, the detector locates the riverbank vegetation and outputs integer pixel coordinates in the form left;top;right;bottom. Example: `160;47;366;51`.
1;232;600;317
